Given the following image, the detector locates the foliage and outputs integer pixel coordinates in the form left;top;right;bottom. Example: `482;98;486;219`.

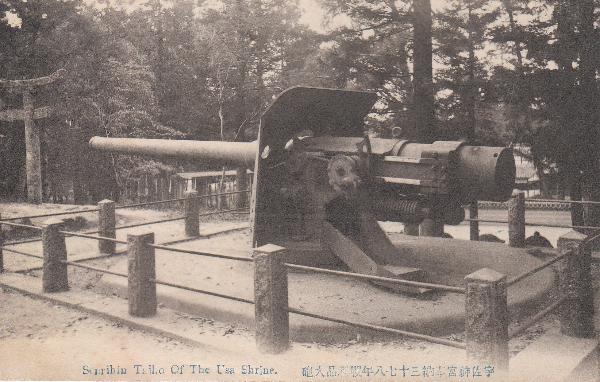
320;0;414;133
434;0;500;143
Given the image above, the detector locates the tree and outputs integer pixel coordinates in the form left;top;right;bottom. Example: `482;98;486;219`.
492;0;599;225
491;0;532;142
0;0;94;200
435;0;499;143
321;0;423;138
125;0;214;138
0;1;185;202
199;0;320;141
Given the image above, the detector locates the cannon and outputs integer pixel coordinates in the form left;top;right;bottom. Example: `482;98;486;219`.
90;87;516;294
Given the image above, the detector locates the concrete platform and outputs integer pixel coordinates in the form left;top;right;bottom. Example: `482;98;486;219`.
98;228;556;343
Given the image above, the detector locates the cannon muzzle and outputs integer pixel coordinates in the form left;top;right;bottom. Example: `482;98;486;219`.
89;137;257;167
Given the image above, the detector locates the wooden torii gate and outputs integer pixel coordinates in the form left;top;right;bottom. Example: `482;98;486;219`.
0;69;65;204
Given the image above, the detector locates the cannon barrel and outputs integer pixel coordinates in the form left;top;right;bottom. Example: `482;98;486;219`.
91;136;515;203
89;137;257;167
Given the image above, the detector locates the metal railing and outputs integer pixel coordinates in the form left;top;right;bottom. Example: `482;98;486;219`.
468;192;600;250
286;263;465;294
0;189;596;373
500;229;599;340
507;252;567;286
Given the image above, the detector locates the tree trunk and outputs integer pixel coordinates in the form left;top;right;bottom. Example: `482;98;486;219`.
583;176;600;237
41;128;49;202
501;0;524;68
153;0;166;109
501;0;532;144
72;176;86;205
536;167;550;198
465;2;477;142
568;169;584;231
577;0;600;232
555;0;578;215
412;0;435;143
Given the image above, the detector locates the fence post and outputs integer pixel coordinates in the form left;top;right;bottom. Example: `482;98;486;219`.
42;218;69;293
465;268;508;375
128;232;156;317
98;199;116;254
0;213;4;273
184;190;200;237
254;244;289;354
508;192;525;247
236;167;248;209
470;202;479;241
557;231;595;338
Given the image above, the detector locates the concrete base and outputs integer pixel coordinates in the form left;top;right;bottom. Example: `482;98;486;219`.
510;332;599;382
388;233;556;288
98;228;556;343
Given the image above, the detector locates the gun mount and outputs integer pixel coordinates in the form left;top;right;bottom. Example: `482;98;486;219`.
90;87;516;294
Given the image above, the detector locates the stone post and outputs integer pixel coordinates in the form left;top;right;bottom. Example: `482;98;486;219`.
465;268;508;375
42;218;68;293
184;190;200;237
557;231;595;338
508;192;525;247
98;199;116;255
254;244;289;354
470;202;479;241
127;232;156;317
